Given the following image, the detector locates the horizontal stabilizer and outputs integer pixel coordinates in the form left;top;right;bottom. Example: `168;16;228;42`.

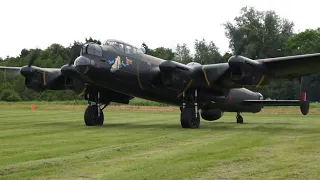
242;99;309;115
242;100;300;106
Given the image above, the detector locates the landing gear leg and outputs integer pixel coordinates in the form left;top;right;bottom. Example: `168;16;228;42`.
84;92;104;126
236;112;243;124
180;90;200;129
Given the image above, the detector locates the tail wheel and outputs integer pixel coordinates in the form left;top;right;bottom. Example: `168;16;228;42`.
236;114;243;124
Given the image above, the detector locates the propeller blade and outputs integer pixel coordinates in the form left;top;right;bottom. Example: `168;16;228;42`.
68;57;73;66
235;36;246;56
28;57;35;67
233;26;250;56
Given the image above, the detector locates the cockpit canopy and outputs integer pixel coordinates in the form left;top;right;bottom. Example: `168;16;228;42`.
103;39;145;54
81;43;103;57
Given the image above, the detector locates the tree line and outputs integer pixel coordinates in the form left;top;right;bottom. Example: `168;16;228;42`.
0;6;320;102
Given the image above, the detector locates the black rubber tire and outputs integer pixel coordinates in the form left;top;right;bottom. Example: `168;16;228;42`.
180;106;200;129
84;105;104;126
236;115;243;124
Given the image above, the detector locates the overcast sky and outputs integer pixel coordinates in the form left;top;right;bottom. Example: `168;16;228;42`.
1;0;319;58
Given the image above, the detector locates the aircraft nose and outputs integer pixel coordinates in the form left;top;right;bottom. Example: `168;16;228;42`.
74;56;91;74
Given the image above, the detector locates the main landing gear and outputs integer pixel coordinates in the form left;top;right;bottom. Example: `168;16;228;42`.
84;92;108;126
236;112;243;124
180;90;200;129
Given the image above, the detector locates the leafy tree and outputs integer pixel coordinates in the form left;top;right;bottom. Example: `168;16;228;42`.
151;47;175;60
285;28;320;55
222;52;232;62
0;89;21;102
44;44;69;67
174;43;193;64
223;6;294;59
142;43;175;60
85;37;101;45
20;49;30;58
141;43;175;60
26;49;41;66
194;39;222;64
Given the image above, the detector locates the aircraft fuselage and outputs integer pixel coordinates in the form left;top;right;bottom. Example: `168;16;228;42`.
74;42;263;113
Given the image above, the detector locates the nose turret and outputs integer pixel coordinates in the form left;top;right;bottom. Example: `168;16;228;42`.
74;56;91;74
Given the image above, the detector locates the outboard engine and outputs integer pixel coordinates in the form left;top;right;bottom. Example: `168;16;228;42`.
228;56;267;85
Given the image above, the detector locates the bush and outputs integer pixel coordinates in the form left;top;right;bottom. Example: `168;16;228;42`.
0;89;21;102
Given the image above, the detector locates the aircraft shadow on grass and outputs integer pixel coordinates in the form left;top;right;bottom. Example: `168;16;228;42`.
34;121;320;134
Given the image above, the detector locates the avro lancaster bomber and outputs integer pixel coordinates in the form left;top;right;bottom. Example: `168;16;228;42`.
1;39;319;128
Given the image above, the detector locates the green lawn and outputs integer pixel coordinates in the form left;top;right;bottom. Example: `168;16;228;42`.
0;106;320;179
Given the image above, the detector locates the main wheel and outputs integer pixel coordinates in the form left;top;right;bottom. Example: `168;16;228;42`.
180;106;200;129
236;114;243;124
84;105;104;126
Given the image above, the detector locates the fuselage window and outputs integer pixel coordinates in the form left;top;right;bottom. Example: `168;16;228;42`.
110;42;119;49
125;45;132;54
119;43;124;52
137;48;143;54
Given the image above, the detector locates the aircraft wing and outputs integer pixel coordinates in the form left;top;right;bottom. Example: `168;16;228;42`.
0;66;61;73
0;66;23;79
0;65;133;104
0;65;74;92
198;53;320;89
0;66;62;81
257;53;320;78
0;66;22;70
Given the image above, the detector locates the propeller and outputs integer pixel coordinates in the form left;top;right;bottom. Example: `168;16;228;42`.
233;26;250;57
28;56;36;67
20;55;37;77
68;56;73;66
61;52;76;76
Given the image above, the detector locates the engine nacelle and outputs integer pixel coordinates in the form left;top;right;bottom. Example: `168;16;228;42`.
228;56;266;85
65;77;85;93
24;76;45;92
159;60;193;90
200;109;224;121
21;66;68;92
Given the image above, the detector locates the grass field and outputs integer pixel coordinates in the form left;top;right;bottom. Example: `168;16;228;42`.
0;104;320;179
